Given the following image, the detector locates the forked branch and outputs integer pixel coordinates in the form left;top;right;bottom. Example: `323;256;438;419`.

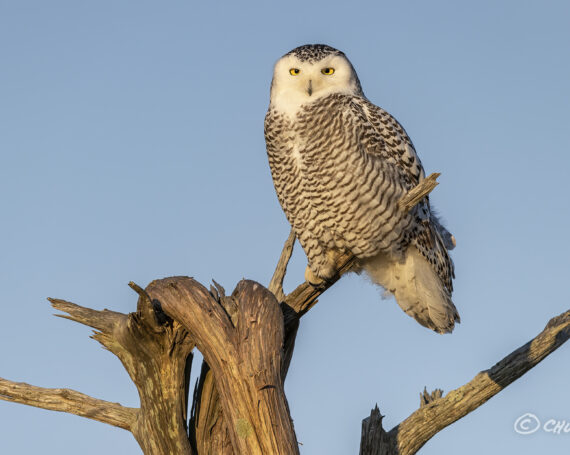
50;291;195;455
149;277;299;455
360;309;570;455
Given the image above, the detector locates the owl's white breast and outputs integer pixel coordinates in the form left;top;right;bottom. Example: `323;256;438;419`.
270;86;355;118
269;88;310;118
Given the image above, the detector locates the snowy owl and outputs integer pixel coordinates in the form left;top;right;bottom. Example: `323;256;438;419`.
264;44;459;333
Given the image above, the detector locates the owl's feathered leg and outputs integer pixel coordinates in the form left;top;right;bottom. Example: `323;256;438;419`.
304;246;339;286
360;248;459;334
304;266;327;286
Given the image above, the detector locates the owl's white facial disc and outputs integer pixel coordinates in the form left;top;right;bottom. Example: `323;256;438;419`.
269;50;363;117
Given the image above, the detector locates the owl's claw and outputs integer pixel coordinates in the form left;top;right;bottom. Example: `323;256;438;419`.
304;266;325;287
304;266;330;287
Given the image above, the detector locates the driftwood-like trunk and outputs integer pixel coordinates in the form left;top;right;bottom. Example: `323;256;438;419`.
154;278;298;455
1;176;569;454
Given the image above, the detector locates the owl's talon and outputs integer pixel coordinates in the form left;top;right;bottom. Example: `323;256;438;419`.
304;266;326;287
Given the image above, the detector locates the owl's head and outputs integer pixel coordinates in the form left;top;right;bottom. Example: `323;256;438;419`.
269;44;363;115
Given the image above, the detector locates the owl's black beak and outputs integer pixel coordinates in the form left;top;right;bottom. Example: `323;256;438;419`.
307;80;313;96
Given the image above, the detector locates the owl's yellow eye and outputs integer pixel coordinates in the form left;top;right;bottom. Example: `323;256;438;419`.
289;68;300;76
321;67;335;75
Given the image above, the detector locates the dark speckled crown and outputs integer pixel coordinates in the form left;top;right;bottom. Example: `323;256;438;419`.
282;44;363;95
285;44;345;62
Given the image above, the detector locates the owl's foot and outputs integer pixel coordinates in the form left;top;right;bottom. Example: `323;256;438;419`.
305;250;341;286
305;266;326;287
305;262;336;287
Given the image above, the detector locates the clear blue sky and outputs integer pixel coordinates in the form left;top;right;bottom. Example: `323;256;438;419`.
1;1;569;454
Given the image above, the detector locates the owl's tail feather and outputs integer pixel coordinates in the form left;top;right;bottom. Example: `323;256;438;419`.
360;248;460;334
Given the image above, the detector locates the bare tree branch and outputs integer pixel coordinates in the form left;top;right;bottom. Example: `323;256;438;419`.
50;290;197;455
269;228;296;302
48;297;125;333
0;378;136;430
4;174;568;455
419;387;443;408
285;251;356;315
149;277;299;455
3;274;569;455
191;283;239;455
360;406;394;455
360;309;570;455
398;173;440;213
192;364;234;455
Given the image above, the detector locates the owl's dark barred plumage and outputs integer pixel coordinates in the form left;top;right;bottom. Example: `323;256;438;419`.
265;44;459;333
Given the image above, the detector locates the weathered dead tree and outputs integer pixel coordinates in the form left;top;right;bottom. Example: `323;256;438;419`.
1;174;569;454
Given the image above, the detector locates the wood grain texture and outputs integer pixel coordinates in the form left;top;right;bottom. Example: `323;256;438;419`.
192;364;234;455
1;258;567;455
269;228;296;303
53;289;196;455
397;172;440;213
360;406;396;455
151;277;299;455
360;309;570;455
285;251;356;315
0;378;136;430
